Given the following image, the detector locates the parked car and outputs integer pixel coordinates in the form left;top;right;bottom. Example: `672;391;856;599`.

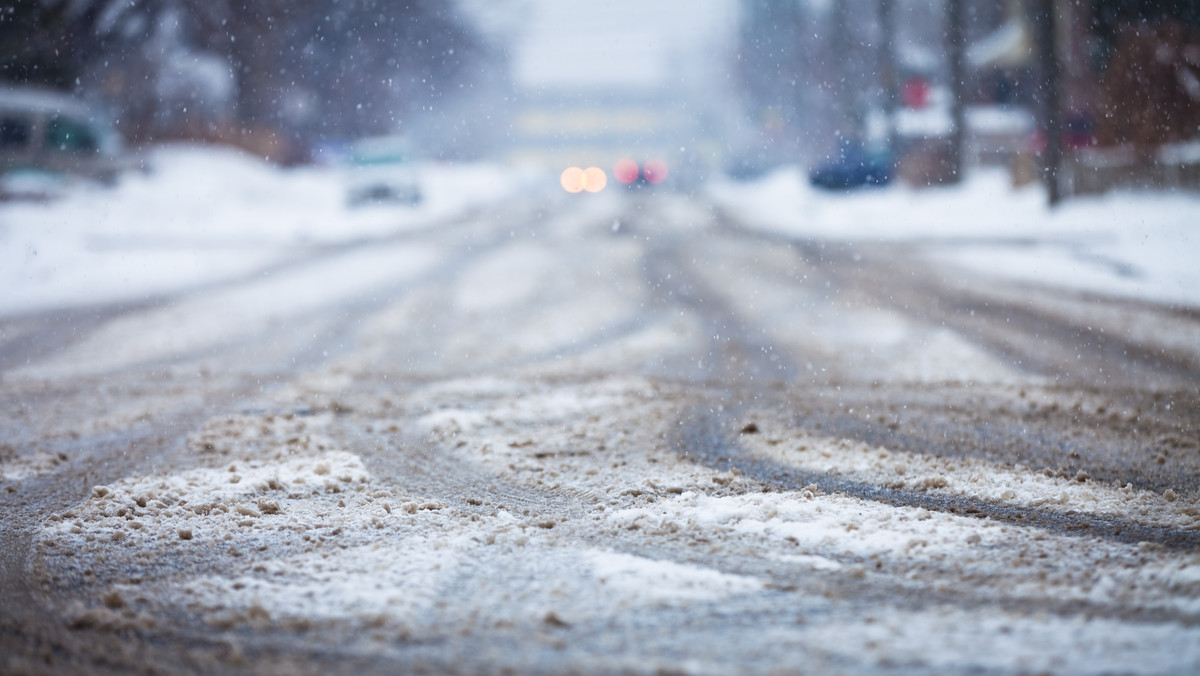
1;86;125;198
343;135;423;207
809;138;894;190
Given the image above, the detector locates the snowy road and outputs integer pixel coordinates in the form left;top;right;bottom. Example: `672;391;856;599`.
3;176;1200;674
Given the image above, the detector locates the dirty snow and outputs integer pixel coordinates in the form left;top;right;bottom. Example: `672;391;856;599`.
606;488;1200;616
6;148;1200;674
737;422;1200;530
21;370;1200;674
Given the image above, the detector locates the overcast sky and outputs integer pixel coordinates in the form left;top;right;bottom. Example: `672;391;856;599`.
465;0;737;90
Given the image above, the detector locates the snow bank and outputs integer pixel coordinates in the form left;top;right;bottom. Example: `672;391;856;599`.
710;168;1200;308
0;144;527;317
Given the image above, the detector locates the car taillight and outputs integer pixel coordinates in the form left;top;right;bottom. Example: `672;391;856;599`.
642;159;668;184
613;158;639;185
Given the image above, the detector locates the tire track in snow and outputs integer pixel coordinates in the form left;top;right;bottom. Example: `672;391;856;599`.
641;239;799;385
788;238;1200;390
640;199;1200;547
1;199;586;672
673;403;1200;550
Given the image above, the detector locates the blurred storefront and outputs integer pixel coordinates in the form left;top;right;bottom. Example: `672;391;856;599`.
1069;0;1200;194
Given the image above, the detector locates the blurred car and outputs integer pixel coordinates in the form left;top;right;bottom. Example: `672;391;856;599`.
1;86;125;199
343;135;422;207
809;139;894;190
613;157;670;189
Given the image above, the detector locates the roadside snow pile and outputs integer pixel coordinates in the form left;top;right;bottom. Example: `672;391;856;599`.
710;168;1200;308
0;144;524;317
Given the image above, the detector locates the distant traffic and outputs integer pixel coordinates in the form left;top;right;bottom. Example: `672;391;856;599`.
561;157;669;193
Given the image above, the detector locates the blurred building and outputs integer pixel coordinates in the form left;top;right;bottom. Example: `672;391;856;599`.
1028;0;1200;194
896;0;1200;194
503;90;724;190
970;0;1200;193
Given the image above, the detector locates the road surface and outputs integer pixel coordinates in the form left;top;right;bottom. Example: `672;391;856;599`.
3;188;1199;674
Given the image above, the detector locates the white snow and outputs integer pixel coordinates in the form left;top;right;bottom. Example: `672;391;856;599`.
606;488;1200;616
8;141;1200;673
0;144;527;318
25;372;1200;673
4;146;1196;321
42;447;373;549
453;244;558;313
802;607;1200;675
737;424;1200;530
182;534;480;623
710;167;1200;308
16;242;445;377
585;549;763;601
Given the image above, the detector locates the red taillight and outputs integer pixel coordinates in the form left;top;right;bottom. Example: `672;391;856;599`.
614;158;639;184
642;159;668;184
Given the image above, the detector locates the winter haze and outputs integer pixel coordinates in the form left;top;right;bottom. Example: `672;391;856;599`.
3;1;1200;675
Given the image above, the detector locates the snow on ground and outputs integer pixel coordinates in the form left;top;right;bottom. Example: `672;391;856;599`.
710;168;1200;309
8;148;1200;672
15;241;447;378
605;488;1200;616
736;418;1198;530
26;370;1200;673
0;144;530;318
4;147;1196;320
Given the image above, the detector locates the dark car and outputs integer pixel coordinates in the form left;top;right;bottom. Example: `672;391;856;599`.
809;139;893;190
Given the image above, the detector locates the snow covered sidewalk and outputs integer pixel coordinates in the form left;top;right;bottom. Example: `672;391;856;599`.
710;168;1200;309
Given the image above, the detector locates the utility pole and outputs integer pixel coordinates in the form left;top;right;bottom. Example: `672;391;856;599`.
1033;0;1063;206
879;0;898;159
946;0;967;184
831;0;856;138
